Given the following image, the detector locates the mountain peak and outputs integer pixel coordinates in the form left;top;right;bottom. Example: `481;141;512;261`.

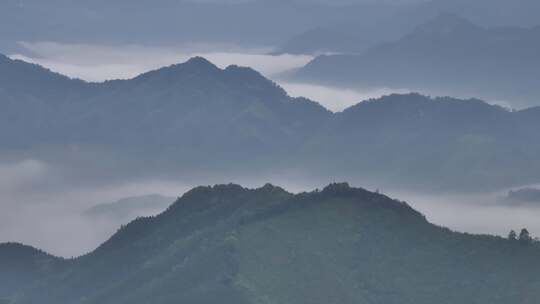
167;56;221;75
183;56;218;69
411;13;482;37
133;56;220;83
0;242;60;262
3;181;540;303
224;64;262;78
223;64;289;98
0;53;9;62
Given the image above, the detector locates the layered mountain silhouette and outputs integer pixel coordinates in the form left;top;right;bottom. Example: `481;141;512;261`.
294;14;540;106
1;183;539;304
83;194;176;222
505;188;540;205
4;0;538;56
0;55;330;168
277;0;540;55
2;55;540;190
0;0;421;53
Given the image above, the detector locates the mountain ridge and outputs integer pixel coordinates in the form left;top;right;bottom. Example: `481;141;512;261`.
294;15;540;107
2;55;540;191
2;183;539;304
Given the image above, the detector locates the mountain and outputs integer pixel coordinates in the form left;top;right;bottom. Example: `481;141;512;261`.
2;183;539;303
294;14;540;107
83;194;176;221
0;243;64;300
505;188;540;205
277;0;540;55
0;55;331;173
2;56;540;191
274;4;411;55
413;0;540;28
4;0;538;56
0;0;415;53
303;93;540;191
0;53;92;107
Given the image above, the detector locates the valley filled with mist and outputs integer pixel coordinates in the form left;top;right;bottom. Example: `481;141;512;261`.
1;1;540;303
1;52;539;258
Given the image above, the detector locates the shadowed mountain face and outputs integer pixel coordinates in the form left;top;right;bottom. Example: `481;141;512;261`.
1;184;539;304
2;55;540;191
294;14;540;107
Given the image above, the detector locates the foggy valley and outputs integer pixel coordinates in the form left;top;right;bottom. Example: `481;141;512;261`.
1;1;540;303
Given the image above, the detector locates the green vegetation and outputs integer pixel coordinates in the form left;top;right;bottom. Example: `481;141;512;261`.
508;229;539;244
2;183;539;303
2;55;540;192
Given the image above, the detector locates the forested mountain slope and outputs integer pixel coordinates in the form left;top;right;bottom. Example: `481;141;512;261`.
2;184;539;303
2;56;540;190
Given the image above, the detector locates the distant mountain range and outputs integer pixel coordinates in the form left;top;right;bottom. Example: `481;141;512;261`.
2;183;539;303
0;0;416;53
294;14;540;107
3;0;540;55
83;194;176;222
505;188;540;205
1;54;540;191
0;54;330;169
277;0;540;55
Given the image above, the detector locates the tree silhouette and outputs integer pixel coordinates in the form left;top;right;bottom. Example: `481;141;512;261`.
508;230;517;240
519;229;532;243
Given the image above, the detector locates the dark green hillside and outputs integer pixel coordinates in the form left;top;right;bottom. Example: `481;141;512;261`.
0;243;64;299
3;184;540;303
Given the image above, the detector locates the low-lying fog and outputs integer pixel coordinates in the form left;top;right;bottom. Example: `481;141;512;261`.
1;159;539;258
3;42;538;257
9;41;409;112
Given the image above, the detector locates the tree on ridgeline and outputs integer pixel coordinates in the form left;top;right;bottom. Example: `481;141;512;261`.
508;230;517;241
519;229;532;244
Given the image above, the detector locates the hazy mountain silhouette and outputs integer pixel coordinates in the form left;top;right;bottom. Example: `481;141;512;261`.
1;183;539;303
83;194;176;222
414;0;540;28
277;0;540;55
299;93;540;191
505;188;540;205
0;55;330;169
4;0;537;56
2;55;540;190
0;243;64;300
295;14;540;107
0;0;421;53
